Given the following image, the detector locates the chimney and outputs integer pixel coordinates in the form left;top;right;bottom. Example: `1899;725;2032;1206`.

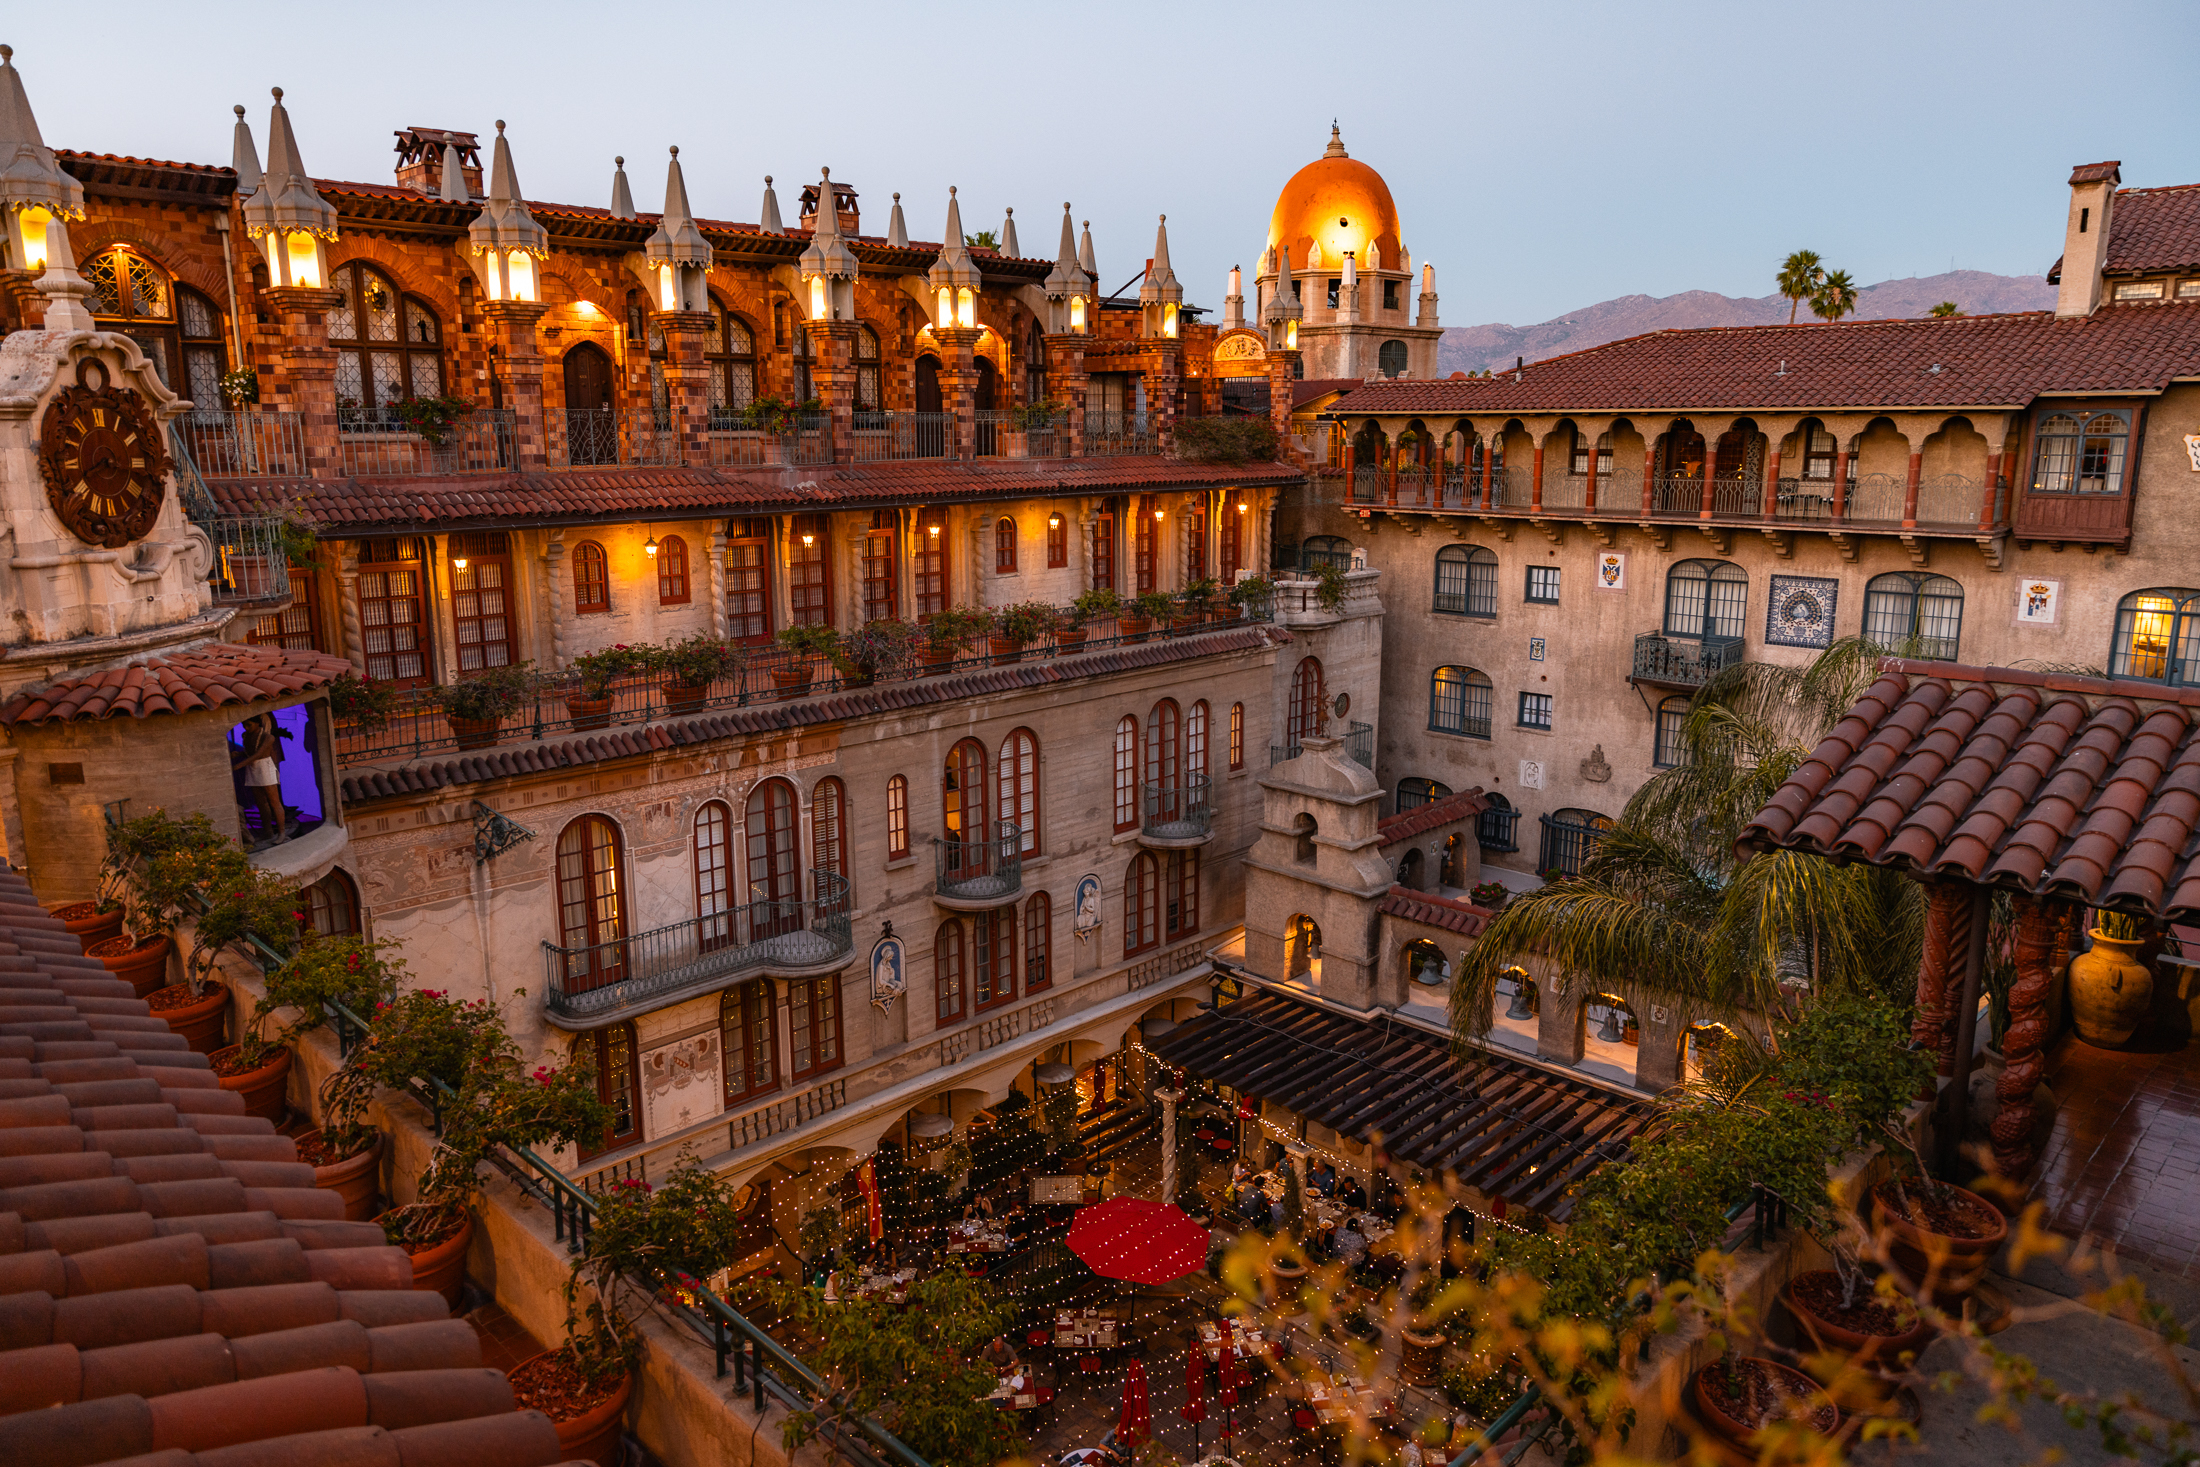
798;178;859;237
2056;160;2121;317
393;127;482;198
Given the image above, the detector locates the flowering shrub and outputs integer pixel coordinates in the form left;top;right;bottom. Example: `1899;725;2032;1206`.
569;644;649;700
651;633;742;689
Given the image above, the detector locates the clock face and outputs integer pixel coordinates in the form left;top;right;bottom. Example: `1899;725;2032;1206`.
37;364;169;549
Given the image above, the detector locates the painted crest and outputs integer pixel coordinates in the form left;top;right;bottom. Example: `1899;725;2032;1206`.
1595;552;1626;591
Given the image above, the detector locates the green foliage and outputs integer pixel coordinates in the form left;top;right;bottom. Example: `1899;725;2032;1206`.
970;1106;1043;1193
1309;561;1349;609
1177;577;1219;614
1067;587;1120;626
993;600;1056;645
739;396;823;434
652;632;743;688
1776;249;1824;325
1175;415;1281;465
585;1156;749;1285
1011;400;1061;428
326;672;398;732
104;810;304;997
569;644;648;700
772;1273;1017;1467
1132;590;1175;622
964;229;999;251
1227;574;1273;613
1928;301;1963;318
799;1203;843;1262
921;605;992;654
218;366;259;404
428;663;537;722
388;394;474;445
834;618;914;677
104;809;232;939
1810;267;1860;323
243;933;406;1065
776;622;842;660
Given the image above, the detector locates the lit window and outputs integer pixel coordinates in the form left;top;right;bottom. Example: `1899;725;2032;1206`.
1430;667;1491;739
886;774;910;860
2110;588;2200;685
571;540;610;615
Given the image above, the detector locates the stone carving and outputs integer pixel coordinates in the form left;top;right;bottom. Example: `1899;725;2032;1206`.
1579;745;1612;784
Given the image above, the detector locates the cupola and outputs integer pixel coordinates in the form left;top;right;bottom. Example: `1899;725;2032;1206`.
467;121;548;302
242;88;339;292
927;187;981;329
797;167;859;320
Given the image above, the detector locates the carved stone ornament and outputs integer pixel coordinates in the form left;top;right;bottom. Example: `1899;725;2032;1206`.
1580;744;1613;784
38;358;169;549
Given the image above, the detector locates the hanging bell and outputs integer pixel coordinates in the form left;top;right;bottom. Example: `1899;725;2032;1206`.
1505;980;1535;1021
1596;1005;1624;1044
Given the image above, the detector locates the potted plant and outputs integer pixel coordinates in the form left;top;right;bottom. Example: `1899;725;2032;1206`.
1125;591;1173;642
834;618;915;688
49;897;124;953
1869;1169;2007;1305
89;809;232;995
1060;588;1119;651
653;633;741;714
917;606;991;671
2069;908;2152;1046
218;366;260;407
176;862;304;1067
739;395;822;454
773;624;840;700
326;671;399;734
389;393;474;447
427;663;536;750
1173;578;1219;631
566;646;645;731
1780;1263;1930;1410
226;932;406;1133
989;601;1055;664
1689;1355;1838;1455
1311;561;1349;611
1468;880;1508;911
1227;574;1273;621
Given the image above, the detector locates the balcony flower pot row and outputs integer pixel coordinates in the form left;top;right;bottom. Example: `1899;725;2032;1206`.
296;1127;386;1221
509;1347;635;1466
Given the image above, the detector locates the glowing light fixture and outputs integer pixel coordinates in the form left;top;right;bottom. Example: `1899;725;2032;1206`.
800;529;816;547
1069;295;1086;332
658;263;676;310
927;523;941;538
284;232;323;288
1285;320;1298;350
1048;512;1062;528
1237;500;1248;514
453;554;469;571
936;286;953;329
1162;302;1179;338
19;207;52;271
576;299;597;316
644;534;659;558
809;274;827;321
506;249;536;303
1153;508;1165;521
956;287;975;329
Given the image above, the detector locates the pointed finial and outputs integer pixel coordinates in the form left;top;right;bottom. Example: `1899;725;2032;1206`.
496;119;506;134
233;103;243;118
272;86;283;100
887;191;908;249
0;46;12;62
669;144;678;157
609;155;634;219
760;174;782;234
616;154;623;165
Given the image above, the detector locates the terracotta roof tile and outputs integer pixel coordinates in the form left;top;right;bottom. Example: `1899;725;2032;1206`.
1375;886;1494;939
1376;788;1490;848
2046;182;2200;282
1741;660;2200;920
0;648;354;728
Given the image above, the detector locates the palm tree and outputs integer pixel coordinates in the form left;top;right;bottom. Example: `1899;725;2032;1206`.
1451;637;1924;1053
1809;269;1860;323
964;230;999;251
1776;250;1824;326
1928;301;1962;318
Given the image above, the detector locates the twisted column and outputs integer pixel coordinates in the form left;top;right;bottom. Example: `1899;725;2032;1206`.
1914;880;1971;1076
1993;895;2057;1179
336;544;365;673
542;533;568;671
707;525;727;640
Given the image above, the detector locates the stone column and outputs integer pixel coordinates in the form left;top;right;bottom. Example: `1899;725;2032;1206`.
1639;437;1657;517
1914;880;1971;1077
1536;984;1586;1066
805;318;859;464
707;524;728;639
1155;1087;1182;1203
934;325;985;460
336;543;365;673
1695;418;1733;520
1994;895;2058;1179
1268;349;1301;464
1902;445;1924;528
1528;432;1547;515
1582;420;1601;514
261;285;345;479
651;309;713;465
1978;413;2017;531
1483;429;1499;511
1045;334;1088;457
1146;349;1181;457
481;301;549;471
541;531;568;671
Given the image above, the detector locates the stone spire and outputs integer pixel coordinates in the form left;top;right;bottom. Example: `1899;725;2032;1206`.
1077;218;1097;287
437;141;468;203
230;105;262;197
1042;202;1089;330
927;186;980;303
1265;237;1301;346
1325;122;1348;159
886;192;907;249
759;175;782;234
243;87;338;244
609;156;634;219
1338;249;1360;324
998;206;1018;257
645;145;711;310
1223;264;1243;330
798;166;858;317
0;45;86;226
468;121;547;259
1139;214;1180;304
1416;260;1439;329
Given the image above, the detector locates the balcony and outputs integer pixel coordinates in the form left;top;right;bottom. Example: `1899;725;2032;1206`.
542;871;852;1025
1271;720;1374;770
1140;776;1214;846
339;411;516;478
196;516;294;606
1631;631;1743;689
933;821;1022;909
553;410;833;469
972;410;1068;459
177;409;310;478
848;410;951;461
1085;409;1157;456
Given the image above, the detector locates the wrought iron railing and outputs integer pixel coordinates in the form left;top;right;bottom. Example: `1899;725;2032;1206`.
176;409;310;478
197;515;295;605
542;871;851;1021
1085;409;1155;455
1631;631;1742;687
1270;720;1374;771
1476;805;1521;852
560;408;621;467
1141;775;1214;841
1537;813;1608;878
933;820;1023;904
972;410;1065;458
849;410;952;461
338;410;515;477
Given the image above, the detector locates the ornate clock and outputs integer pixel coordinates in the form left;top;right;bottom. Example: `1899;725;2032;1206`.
37;359;170;549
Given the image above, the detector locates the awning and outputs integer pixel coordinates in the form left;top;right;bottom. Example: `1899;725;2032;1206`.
1149;988;1655;1220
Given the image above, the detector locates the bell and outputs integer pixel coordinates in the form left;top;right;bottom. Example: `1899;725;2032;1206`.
1596;1006;1624;1044
1505;981;1535;1021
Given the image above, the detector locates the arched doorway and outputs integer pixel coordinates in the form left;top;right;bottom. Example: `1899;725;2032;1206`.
914;355;945;457
1286;915;1322;982
562;343;616;465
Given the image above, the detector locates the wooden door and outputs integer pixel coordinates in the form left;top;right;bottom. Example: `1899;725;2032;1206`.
562;344;616;465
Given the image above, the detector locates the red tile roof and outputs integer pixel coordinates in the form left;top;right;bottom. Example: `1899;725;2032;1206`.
208;458;1306;535
0;871;561;1467
1376;885;1493;939
1739;659;2200;920
1318;302;2200;416
2049;183;2200;283
0;647;353;728
1376;787;1490;848
1292;379;1363;411
2069;161;2123;185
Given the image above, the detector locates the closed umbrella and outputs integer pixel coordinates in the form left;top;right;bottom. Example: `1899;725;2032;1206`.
1181;1338;1206;1460
1118;1358;1152;1451
1217;1342;1240;1451
1067;1197;1210;1284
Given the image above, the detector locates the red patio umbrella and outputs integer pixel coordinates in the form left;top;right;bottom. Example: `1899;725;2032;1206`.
1217;1342;1240;1451
1118;1358;1152;1450
1067;1197;1210;1284
1182;1341;1206;1459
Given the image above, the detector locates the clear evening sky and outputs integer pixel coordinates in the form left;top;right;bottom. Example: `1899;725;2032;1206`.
19;0;2197;326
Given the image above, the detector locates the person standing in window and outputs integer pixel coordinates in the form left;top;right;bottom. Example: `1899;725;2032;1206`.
233;714;287;845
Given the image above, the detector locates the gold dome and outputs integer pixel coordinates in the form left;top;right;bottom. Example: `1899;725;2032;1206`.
1266;127;1402;274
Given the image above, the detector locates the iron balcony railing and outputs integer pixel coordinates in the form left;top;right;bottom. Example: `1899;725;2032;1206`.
1085;409;1156;456
704;413;832;468
176;409;310;478
972;410;1066;458
197;515;295;605
1477;804;1521;852
848;410;951;461
1538;813;1608;878
1631;631;1744;687
933;820;1023;904
1270;720;1374;771
561;408;622;467
542;871;852;1021
338;411;516;477
1141;774;1214;841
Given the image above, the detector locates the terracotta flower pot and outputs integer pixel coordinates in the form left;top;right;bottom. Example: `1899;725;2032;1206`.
1055;626;1090;652
916;646;958;673
52;902;124;954
769;664;814;701
1781;1270;1931;1409
299;1128;386;1221
988;634;1028;665
661;680;708;716
1690;1357;1837;1452
389;1207;475;1307
447;715;501;751
149;982;229;1054
90;932;173;998
511;1351;633;1467
2070;928;2153;1047
565;694;614;731
1871;1180;2007;1304
210;1044;292;1123
1400;1326;1447;1384
1118;615;1152;643
1220;604;1244;623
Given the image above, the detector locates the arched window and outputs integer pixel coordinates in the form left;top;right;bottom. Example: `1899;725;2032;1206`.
975;906;1015;1009
935;919;966;1025
1540;808;1614;878
1093;500;1117;592
1301;534;1351;572
2111;589;2200;685
788;306;814;402
694;801;733;951
1434;545;1497;617
745;779;800;938
1287;915;1322;980
1429;666;1492;739
1187;701;1210;783
1229;702;1245;770
1405;939;1447;987
727;517;773;645
1292;812;1318;865
1113;716;1139;832
995;517;1017;573
997;729;1039;855
2031;410;2131;494
1654;697;1691;768
855;325;881;410
721;982;776;1105
1378;340;1408;378
1288;657;1325;750
1026;318;1047;405
943;738;987;849
1047;510;1069;568
1395;777;1452;813
1664;559;1747;641
1145;697;1181;802
450;531;514;673
326;263;442;423
1863;572;1963;660
579;1022;640;1157
707;306;757;424
1024;893;1052;993
555;816;625;993
812;778;848;916
356;536;429;686
572;540;610;615
1125;853;1160;956
1167;851;1200;940
82;248;227;400
886;774;910;860
303;870;360;936
657;534;690;605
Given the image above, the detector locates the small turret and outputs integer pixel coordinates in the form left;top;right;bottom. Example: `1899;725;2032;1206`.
1139;214;1182;338
887;192;907;249
230;104;262;197
608;156;634;220
760;175;783;234
927;187;982;329
644;145;712;311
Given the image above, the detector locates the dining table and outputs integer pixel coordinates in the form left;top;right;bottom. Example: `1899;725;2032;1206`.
987;1371;1051;1412
944;1219;1012;1254
1302;1376;1391;1428
1051;1307;1122;1349
1196;1318;1274;1363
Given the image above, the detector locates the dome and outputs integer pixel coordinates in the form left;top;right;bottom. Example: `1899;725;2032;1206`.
1266;126;1402;275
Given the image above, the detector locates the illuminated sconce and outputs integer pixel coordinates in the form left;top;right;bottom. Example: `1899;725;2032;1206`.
800;529;816;548
658;263;676;311
644;533;659;558
1236;500;1248;514
506;249;536;303
1069;295;1086;333
1285;320;1298;349
809;274;828;320
936;287;953;328
14;206;53;271
576;299;597;316
956;287;975;329
1153;507;1165;522
1048;512;1062;529
1162;302;1179;338
927;523;942;538
453;553;469;571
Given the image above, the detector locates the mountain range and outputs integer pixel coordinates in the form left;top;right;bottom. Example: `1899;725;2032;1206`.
1437;270;2057;377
